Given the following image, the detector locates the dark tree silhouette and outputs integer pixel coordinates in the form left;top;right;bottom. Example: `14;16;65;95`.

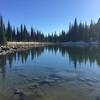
0;16;100;44
0;16;6;44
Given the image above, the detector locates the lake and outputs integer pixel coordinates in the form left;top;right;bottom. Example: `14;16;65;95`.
0;46;100;100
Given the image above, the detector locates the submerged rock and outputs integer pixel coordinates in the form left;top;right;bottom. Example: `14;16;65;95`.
39;79;56;86
24;88;44;100
96;96;100;100
28;83;39;89
32;77;40;81
18;74;27;78
49;74;62;80
13;89;24;100
49;71;78;82
77;77;99;86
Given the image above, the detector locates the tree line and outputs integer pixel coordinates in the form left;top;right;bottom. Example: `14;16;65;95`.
66;18;100;42
0;16;100;44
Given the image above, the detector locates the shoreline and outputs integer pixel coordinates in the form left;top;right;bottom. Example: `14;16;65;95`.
0;42;55;56
0;41;100;56
61;41;100;47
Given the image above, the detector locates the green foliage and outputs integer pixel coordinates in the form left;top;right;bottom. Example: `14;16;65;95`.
0;16;100;44
0;16;7;45
65;18;100;42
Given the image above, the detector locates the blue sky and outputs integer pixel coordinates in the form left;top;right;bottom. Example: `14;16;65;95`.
0;0;100;34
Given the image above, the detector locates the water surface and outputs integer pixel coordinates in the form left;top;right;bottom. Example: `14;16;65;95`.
0;46;100;100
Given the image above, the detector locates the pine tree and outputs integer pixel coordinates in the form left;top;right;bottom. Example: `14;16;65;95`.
20;24;23;41
12;27;16;41
31;27;36;41
0;16;6;44
6;21;12;41
16;28;20;42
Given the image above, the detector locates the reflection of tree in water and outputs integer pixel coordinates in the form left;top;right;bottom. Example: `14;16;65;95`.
31;47;44;60
0;55;7;79
46;46;59;55
0;47;45;78
48;46;100;68
17;50;30;64
66;46;100;68
7;53;16;68
1;46;100;78
11;47;45;65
